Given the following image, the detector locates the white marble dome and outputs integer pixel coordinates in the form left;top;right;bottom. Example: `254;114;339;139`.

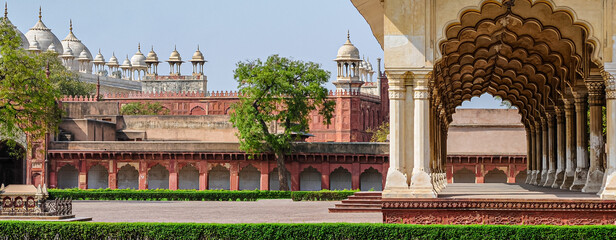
336;35;360;61
130;44;146;68
107;53;119;66
93;50;105;63
191;46;205;61
47;42;58;53
168;47;182;62
25;10;63;54
146;47;159;62
61;21;92;71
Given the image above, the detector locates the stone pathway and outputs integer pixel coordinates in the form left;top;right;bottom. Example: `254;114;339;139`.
73;199;382;223
73;183;600;223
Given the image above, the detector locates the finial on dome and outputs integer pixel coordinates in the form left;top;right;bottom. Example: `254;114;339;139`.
4;3;7;19
347;30;350;40
38;6;41;21
138;42;141;52
151;45;154;51
98;48;101;54
69;19;73;33
174;45;177;51
197;44;200;51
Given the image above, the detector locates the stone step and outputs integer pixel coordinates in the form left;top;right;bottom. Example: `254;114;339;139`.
353;191;382;197
328;207;381;213
347;195;381;200
334;203;381;208
342;199;382;204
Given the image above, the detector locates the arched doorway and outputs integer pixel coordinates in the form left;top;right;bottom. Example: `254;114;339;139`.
300;167;321;191
0;140;25;185
360;168;382;191
147;164;169;189
57;165;78;189
178;165;199;190
453;168;476;183
269;168;291;191
330;167;351;190
208;165;230;190
239;165;260;190
117;165;139;189
484;169;508;183
87;165;108;189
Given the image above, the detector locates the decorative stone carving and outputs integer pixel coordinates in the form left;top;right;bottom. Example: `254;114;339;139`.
413;90;429;100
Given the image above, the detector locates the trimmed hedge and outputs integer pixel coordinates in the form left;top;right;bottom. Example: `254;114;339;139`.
1;222;615;240
48;189;357;201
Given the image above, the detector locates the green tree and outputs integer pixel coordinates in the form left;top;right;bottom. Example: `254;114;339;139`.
0;21;61;140
368;122;389;142
230;55;335;191
37;51;95;96
120;102;170;115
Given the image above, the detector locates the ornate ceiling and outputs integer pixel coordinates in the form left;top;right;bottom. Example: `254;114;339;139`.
434;0;598;128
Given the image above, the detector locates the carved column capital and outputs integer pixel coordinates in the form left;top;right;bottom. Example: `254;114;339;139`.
586;81;605;106
412;70;432;100
385;70;410;100
554;106;565;124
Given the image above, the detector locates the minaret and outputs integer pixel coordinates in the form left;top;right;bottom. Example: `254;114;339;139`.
333;31;363;92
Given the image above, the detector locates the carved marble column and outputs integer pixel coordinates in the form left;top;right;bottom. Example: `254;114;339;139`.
383;70;411;197
570;92;589;191
525;126;536;184
551;107;566;188
582;81;605;193
561;98;577;189
409;72;437;198
543;113;556;187
539;118;549;186
601;74;616;199
532;122;542;185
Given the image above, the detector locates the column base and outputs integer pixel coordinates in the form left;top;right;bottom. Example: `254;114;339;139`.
382;189;415;198
531;170;541;185
570;168;589;191
539;170;549;186
525;170;533;184
582;169;604;193
600;171;616;199
551;170;564;188
560;171;575;190
384;169;409;190
543;170;556;187
409;170;437;198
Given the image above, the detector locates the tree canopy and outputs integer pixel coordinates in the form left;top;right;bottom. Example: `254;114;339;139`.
37;51;95;96
0;21;61;140
229;55;335;190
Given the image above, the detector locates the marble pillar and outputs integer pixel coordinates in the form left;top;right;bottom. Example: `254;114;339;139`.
544;113;556;187
526;126;535;184
539;118;549;186
583;81;605;193
561;99;577;190
382;71;411;197
552;107;566;188
570;92;589;191
409;72;437;198
601;75;616;199
532;122;542;185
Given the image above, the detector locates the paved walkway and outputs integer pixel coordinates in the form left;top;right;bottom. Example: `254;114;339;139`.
73;183;600;223
73;199;382;223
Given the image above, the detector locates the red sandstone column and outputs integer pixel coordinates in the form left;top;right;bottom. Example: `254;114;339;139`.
108;160;117;189
260;161;269;190
230;162;239;190
352;162;360;190
447;165;453;184
475;164;484;183
78;160;87;189
321;162;330;190
507;164;515;183
169;161;178;190
139;161;147;190
291;162;300;191
198;161;208;190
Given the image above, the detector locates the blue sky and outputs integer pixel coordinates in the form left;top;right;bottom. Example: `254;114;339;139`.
6;0;503;109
